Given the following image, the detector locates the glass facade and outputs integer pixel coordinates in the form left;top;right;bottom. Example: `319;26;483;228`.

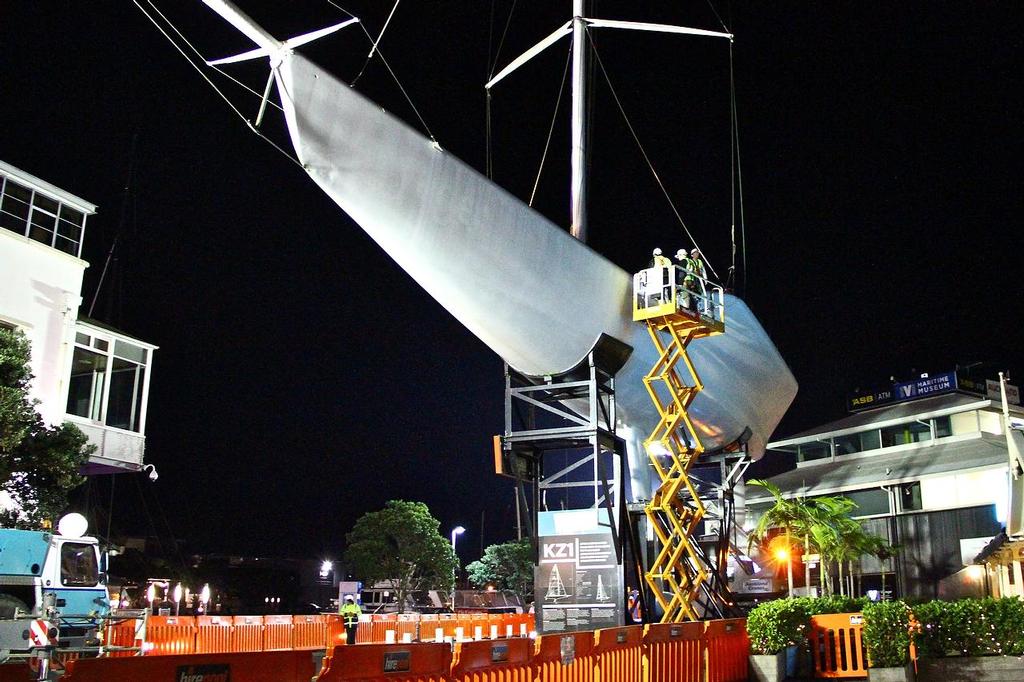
0;173;87;257
66;330;149;432
795;415;958;463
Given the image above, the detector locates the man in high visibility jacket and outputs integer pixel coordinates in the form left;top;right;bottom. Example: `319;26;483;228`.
689;248;708;315
340;595;362;644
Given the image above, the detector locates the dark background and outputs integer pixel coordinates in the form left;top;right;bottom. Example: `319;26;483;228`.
1;2;1020;562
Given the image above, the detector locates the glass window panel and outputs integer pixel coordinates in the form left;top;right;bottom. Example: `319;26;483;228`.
934;416;952;438
1;192;30;227
28;209;56;246
106;358;144;431
93;338;108;352
113;340;146;364
66;347;107;421
2;179;32;204
899;482;923;511
60;542;99;587
57;217;82;242
834;434;863;456
54;235;78;256
34;194;58;214
58;204;84;228
75;332;90;345
798;441;830;462
860;430;881;451
844;488;890;516
880;421;931;447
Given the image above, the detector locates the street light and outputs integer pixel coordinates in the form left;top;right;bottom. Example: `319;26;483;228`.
450;526;466;610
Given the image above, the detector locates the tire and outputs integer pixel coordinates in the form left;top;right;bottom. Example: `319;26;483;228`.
0;593;29;619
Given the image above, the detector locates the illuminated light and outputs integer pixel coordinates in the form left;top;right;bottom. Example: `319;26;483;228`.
967;565;985;580
773;547;790;562
173;583;183;604
647;441;671;458
200;584;211;605
57;513;89;539
147;584;157;604
320;560;333;578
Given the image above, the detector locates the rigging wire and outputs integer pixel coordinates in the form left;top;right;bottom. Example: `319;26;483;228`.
587;30;720;279
485;0;520;180
132;0;303;169
487;0;520;80
528;46;572;207
90;132;137;318
729;42;748;294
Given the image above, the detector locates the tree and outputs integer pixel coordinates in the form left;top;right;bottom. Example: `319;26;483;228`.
466;539;534;604
344;500;457;611
748;479;815;596
0;328;93;528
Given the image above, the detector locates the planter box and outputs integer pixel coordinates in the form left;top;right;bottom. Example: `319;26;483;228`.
749;651;786;682
868;663;915;682
917;656;1024;682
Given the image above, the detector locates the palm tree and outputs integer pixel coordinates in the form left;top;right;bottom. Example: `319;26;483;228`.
806;496;858;597
747;479;816;597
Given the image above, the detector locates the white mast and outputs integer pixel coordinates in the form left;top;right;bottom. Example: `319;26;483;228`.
570;0;588;242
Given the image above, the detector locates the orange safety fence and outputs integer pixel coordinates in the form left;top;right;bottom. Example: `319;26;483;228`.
63;650;320;682
233;615;264;652
195;615;233;654
103;617;140;657
703;619;748;682
809;613;867;678
317;641;453;682
144;615;196;655
593;626;644;682
292;614;327;650
451;637;533;682
325;614;348;648
264;614;295;651
644;621;704;682
533;631;596;682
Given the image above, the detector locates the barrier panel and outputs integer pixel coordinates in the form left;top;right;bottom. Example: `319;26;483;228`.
809;613;867;678
264;614;294;651
195;615;233;654
325;614;348;648
644;621;704;682
292;614;327;650
451;637;533;682
62;650;319;682
233;615;265;652
704;619;748;682
396;613;420;642
144;615;196;655
534;631;596;682
316;641;453;682
593;626;644;682
103;618;140;657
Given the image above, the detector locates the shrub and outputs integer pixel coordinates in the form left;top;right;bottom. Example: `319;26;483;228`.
862;600;911;667
747;599;812;655
912;598;1024;658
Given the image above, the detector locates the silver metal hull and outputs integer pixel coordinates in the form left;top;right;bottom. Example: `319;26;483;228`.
275;53;797;499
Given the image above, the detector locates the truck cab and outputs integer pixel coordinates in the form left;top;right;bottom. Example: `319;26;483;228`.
0;517;109;644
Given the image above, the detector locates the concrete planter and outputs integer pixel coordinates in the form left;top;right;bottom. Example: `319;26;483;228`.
868;663;915;682
749;651;786;682
917;656;1024;681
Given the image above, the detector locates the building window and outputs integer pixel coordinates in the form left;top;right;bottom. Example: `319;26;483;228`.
66;332;148;432
880;421;931;447
842;488;891;517
798;441;830;462
899;482;923;511
934;416;952;438
0;174;86;257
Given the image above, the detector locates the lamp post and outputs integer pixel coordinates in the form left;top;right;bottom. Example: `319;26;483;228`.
450;526;466;610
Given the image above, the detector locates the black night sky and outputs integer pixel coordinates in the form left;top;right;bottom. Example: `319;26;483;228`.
1;2;1020;562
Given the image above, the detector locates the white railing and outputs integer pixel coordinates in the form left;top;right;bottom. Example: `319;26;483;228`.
633;265;725;323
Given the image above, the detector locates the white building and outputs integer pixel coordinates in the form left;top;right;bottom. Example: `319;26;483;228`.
0;159;156;473
747;370;1022;598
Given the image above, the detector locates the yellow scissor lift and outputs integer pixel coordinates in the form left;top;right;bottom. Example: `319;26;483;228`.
632;262;725;622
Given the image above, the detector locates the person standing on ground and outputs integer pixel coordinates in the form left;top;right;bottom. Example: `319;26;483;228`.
340;595;362;645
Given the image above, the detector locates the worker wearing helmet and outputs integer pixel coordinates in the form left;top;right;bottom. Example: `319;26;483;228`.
689;249;708;315
650;247;671;268
674;248;694;311
340;594;362;644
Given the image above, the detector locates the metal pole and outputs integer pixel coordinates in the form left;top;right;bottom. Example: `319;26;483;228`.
569;0;588;241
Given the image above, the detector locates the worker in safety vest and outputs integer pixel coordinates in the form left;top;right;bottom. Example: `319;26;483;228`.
650;248;672;302
689;248;708;314
340;594;362;644
675;249;695;311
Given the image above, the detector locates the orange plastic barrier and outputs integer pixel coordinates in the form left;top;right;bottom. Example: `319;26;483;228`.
809;613;867;678
593;626;644;682
703;619;748;682
325;614;348;648
144;615;196;655
534;631;596;682
644;621;704;682
195;615;233;654
451;637;533;682
233;615;264;652
316;642;453;682
292;614;327;650
264;614;294;651
62;650;319;682
103;618;140;657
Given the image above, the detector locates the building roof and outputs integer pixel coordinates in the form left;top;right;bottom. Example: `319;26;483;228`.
749;434;1009;501
769;393;996;447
